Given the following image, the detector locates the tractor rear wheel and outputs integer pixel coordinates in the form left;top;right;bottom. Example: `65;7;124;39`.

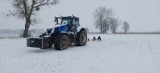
54;34;70;50
76;30;87;46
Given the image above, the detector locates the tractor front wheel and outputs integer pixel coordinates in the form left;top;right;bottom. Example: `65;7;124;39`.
48;37;53;48
54;34;70;50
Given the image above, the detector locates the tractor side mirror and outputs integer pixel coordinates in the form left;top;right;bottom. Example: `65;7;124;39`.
54;18;58;25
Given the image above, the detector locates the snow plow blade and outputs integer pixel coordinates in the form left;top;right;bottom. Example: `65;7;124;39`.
27;37;50;49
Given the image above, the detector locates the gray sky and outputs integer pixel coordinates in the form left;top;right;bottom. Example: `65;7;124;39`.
0;0;160;32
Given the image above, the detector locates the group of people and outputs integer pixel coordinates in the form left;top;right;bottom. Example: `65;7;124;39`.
88;36;101;41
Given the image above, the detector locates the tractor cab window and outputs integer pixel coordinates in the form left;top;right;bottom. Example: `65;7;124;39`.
61;19;69;24
72;18;79;27
70;18;79;32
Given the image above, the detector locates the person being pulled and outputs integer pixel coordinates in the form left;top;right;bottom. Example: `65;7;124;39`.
93;36;96;41
97;36;101;41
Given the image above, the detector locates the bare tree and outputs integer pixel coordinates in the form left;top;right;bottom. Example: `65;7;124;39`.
123;21;130;33
8;0;59;37
110;18;119;34
93;6;114;34
102;20;109;33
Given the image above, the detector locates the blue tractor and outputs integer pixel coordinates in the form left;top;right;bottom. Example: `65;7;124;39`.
27;16;87;50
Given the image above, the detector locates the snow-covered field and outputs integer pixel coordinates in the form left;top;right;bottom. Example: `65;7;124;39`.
0;34;160;73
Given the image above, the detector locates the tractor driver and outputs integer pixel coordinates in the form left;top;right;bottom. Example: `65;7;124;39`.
68;18;78;32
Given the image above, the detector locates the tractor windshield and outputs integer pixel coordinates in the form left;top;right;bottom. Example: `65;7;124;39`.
61;19;69;24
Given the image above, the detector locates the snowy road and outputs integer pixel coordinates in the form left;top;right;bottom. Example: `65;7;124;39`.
0;34;160;73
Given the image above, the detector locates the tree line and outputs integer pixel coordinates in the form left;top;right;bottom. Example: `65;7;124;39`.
8;0;129;37
93;6;130;34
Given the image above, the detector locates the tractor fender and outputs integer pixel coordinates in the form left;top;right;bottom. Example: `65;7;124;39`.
77;26;86;33
59;31;70;36
60;31;68;34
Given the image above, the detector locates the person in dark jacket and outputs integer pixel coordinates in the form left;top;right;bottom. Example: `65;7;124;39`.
93;36;96;41
97;36;101;40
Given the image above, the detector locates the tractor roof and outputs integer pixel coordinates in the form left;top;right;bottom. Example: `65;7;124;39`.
55;16;79;19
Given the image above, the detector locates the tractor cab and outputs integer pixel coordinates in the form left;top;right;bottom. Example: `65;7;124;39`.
54;16;80;32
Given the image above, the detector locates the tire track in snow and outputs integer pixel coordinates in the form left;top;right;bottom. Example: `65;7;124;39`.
112;36;138;73
111;35;160;73
145;39;160;72
130;37;157;73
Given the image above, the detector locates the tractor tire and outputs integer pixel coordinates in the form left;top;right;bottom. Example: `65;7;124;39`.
48;37;53;48
54;34;70;50
76;30;87;46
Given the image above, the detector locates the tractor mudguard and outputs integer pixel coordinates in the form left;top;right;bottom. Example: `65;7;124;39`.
77;26;86;33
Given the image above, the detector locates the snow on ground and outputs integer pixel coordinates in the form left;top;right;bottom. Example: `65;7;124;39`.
0;34;160;73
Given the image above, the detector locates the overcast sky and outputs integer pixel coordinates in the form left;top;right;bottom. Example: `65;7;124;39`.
0;0;160;32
